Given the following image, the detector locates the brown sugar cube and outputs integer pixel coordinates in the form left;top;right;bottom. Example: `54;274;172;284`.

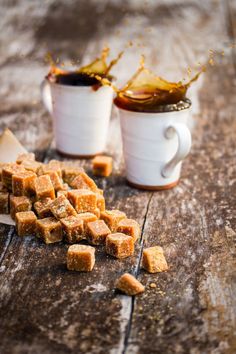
87;220;111;245
36;217;62;244
62;165;84;185
15;211;37;237
142;246;168;273
68;189;97;213
34;198;53;218
34;175;55;200
12;170;36;196
21;160;42;174
106;233;134;259
0;192;9;214
57;190;68;198
117;219;141;242
100;210;127;232
2;163;25;190
16;152;35;164
115;273;145;296
92;155;113;177
70;172;98;192
96;193;105;212
10;195;32;220
61;215;84;243
46;171;64;191
77;212;97;235
50;194;76;219
39;160;62;177
67;244;95;272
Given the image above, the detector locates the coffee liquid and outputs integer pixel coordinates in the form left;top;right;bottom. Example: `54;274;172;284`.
46;47;123;88
113;57;203;113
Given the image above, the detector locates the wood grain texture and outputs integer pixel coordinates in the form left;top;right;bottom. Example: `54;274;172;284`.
0;0;236;353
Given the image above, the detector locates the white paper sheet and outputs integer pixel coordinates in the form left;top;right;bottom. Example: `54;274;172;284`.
0;128;28;226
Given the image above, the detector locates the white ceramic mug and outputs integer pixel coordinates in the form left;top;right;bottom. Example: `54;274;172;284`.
117;106;192;190
41;79;113;157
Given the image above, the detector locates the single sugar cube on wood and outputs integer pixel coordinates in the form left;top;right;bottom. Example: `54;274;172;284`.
2;163;25;190
77;212;97;236
16;152;35;164
10;195;32;220
117;219;141;242
0;192;9;214
70;172;98;192
142;246;168;273
62;165;84;185
115;273;145;296
67;244;95;271
34;175;55;200
61;215;84;243
34;198;53;218
36;217;62;244
92;155;113;177
50;194;76;219
15;211;37;237
21;160;42;174
68;189;97;213
106;233;134;259
12;170;36;196
100;210;127;232
96;193;105;212
87;220;111;245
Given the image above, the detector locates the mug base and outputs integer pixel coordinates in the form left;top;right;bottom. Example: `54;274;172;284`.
127;179;179;191
57;149;103;159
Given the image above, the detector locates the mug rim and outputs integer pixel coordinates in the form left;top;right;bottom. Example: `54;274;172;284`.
114;98;192;114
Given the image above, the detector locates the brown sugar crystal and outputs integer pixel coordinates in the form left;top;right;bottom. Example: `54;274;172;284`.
34;175;55;200
36;217;62;244
50;194;76;219
77;212;97;235
68;189;97;213
21;160;42;174
2;163;25;190
100;210;127;232
67;244;95;272
92;155;113;177
117;219;141;242
115;273;145;296
142;246;168;273
96;193;105;212
10;195;32;220
16;152;35;164
70;172;98;192
106;233;134;259
15;211;37;237
0;192;9;214
12;170;36;196
62;165;84;185
87;220;111;245
61;215;84;243
34;198;53;218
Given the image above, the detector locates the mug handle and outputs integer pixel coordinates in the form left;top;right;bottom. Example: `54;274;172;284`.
40;79;53;115
162;122;192;178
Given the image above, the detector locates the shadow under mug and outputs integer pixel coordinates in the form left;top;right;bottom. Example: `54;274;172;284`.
116;104;192;190
41;79;114;157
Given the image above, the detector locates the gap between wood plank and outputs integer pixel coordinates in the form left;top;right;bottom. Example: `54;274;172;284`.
121;192;154;354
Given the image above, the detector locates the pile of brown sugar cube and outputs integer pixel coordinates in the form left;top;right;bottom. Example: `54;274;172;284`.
0;153;168;296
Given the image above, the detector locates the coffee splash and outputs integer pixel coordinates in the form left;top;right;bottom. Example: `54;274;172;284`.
113;56;203;112
45;47;123;87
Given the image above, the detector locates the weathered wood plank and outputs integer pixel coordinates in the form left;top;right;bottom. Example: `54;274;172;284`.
0;1;235;354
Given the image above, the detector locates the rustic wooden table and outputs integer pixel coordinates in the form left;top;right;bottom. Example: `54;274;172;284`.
0;1;236;353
